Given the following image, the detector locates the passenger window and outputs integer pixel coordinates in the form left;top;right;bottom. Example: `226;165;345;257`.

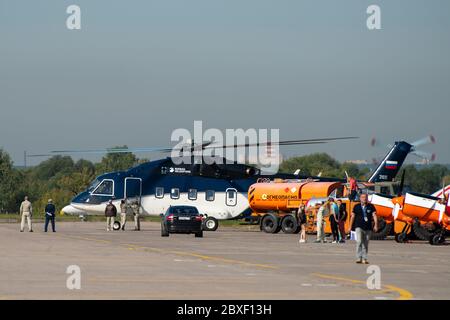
188;189;197;200
205;190;215;201
92;180;114;196
155;187;164;199
171;188;180;199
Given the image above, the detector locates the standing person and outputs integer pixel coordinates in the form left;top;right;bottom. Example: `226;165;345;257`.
349;194;378;264
105;200;117;231
19;196;33;232
297;203;307;243
336;199;347;243
314;202;328;243
131;200;141;231
44;199;56;232
348;177;359;201
120;199;127;231
328;198;340;243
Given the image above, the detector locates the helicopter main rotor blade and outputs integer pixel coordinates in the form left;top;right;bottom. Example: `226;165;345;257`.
27;136;358;157
204;136;359;150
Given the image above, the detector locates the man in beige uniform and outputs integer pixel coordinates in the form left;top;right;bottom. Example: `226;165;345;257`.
119;199;127;231
131;200;141;231
20;196;33;232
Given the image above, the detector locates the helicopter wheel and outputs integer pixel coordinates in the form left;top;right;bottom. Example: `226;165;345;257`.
203;217;219;232
112;221;121;231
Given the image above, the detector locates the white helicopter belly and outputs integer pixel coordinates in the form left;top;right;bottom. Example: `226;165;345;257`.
141;191;249;220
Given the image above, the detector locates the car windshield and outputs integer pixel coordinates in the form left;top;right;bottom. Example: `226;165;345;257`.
169;206;199;215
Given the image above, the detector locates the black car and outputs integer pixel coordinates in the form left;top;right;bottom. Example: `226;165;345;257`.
160;206;204;237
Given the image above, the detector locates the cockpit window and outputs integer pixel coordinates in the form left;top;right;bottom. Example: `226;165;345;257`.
88;179;101;192
92;179;114;196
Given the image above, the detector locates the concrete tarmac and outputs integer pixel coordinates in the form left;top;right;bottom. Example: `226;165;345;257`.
0;221;449;300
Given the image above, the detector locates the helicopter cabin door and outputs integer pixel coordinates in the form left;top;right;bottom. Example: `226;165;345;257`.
124;177;142;204
225;188;237;206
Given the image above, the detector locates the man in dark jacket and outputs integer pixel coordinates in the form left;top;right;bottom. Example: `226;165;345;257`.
105;200;117;231
44;199;56;232
349;194;378;264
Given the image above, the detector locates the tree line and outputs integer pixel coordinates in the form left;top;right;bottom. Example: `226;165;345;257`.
0;149;449;214
0;147;142;214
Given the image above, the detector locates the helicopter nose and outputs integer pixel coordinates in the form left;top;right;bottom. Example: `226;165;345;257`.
62;205;87;216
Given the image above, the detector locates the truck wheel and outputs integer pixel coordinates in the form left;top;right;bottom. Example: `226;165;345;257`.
261;214;281;234
203;217;219;231
281;215;300;234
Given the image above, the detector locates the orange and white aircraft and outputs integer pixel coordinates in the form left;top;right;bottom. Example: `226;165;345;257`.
388;186;450;245
365;183;450;244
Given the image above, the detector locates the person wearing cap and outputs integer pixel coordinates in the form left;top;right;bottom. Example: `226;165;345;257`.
19;196;33;232
105;200;117;231
44;199;56;232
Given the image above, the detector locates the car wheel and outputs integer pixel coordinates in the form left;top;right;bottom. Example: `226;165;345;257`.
195;231;203;238
161;224;169;237
203;217;219;231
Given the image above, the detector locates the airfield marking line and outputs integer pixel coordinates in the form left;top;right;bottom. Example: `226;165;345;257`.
87;277;257;283
311;273;414;300
43;234;278;270
122;243;278;270
54;233;112;244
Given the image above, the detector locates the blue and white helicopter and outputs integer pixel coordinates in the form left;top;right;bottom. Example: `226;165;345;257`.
33;137;427;231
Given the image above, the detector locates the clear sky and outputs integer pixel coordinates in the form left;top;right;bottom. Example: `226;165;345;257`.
1;0;449;166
